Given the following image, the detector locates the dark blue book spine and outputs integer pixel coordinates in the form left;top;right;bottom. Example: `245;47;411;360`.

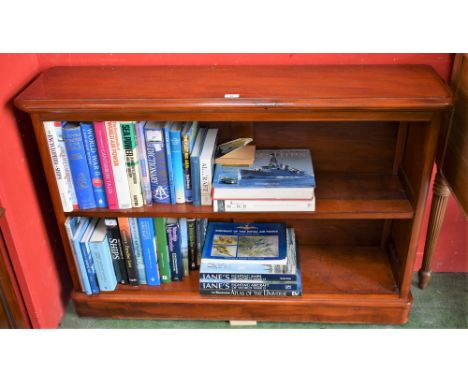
137;218;161;286
145;127;171;204
164;125;176;204
79;240;100;294
62;123;96;209
199;281;299;291
166;222;183;281
80;122;108;208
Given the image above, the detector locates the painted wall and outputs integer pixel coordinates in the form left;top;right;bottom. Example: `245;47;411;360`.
0;54;465;328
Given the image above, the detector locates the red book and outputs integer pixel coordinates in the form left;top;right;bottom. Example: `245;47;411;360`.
94;121;119;209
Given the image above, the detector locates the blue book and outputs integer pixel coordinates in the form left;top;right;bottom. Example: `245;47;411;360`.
144;122;171;204
89;219;118;291
181;121;199;202
137;217;160;286
200;227;297;276
80;122;108;208
178;218;189;276
79;218;100;294
62;122;96;209
166;219;183;281
129;218;147;284
202;222;287;265
212;149;316;200
64;217;92;295
163;122;176;204
189;128;207;206
169;123;185;203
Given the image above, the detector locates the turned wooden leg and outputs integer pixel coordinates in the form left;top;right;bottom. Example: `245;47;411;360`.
418;170;451;289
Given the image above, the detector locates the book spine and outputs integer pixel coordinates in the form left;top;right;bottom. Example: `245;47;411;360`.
64;218;88;293
56;124;79;209
199;273;297;282
169;128;185;203
89;241;118;291
120;122;144;208
163;125;176;204
195;218;207;268
105;121;133;209
145;127;171;204
181;131;192;202
129;218;147;284
199;289;301;296
63;124;96;209
44;122;76;212
135;121;153;205
199;281;298;291
178;218;189;276
117;217;139;285
80;122;108;208
190;154;201;206
213;198;315;212
154;218;171;283
94;121;119;209
187;218;198;270
137;217;160;286
104;218;128;284
79;236;100;294
166;222;183;281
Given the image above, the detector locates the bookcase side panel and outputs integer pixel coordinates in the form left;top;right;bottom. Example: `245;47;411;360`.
30;114;82;291
393;114;443;296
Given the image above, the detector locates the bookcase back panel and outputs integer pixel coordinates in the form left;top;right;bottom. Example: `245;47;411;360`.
253;122;398;173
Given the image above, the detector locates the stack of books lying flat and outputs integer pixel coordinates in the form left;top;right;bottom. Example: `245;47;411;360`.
199;222;301;297
211;149;315;212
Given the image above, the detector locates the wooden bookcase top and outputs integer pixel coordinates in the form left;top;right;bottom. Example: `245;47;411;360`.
15;65;452;113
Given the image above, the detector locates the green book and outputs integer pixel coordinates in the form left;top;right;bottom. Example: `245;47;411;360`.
120;121;144;208
154;217;171;283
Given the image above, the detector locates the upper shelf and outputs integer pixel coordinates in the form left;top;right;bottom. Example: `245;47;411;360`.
15;65;452;114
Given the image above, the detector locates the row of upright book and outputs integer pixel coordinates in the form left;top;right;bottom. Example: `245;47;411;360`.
45;121;218;212
65;216;208;294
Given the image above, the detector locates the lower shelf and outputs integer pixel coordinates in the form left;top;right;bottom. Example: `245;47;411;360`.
73;245;411;324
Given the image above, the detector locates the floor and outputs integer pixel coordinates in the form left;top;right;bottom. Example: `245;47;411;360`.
59;272;468;328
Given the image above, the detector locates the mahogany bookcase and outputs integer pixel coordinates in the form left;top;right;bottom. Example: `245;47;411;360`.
15;65;452;324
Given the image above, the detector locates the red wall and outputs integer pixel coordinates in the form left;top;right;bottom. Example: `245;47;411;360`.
0;54;465;328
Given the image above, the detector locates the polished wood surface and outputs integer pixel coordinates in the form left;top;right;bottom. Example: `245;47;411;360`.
418;54;468;289
15;65;451;113
0;208;31;328
14;65;451;324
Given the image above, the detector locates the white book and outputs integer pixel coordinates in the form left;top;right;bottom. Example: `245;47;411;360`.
213;197;315;212
105;121;132;209
199;129;219;205
43;121;77;212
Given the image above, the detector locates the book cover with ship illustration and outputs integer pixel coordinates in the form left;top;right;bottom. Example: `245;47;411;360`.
202;222;287;265
212;149;315;200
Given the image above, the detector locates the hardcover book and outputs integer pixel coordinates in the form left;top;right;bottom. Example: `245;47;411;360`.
64;217;90;294
178;217;189;276
80;122;108;208
79;218;100;294
104;218;128;284
187;218;197;270
89;219;118;292
62;122;96;209
181;121;199;202
163;121;176;204
213;197;315;212
154;217;171;283
44;121;77;212
120;122;144;208
137;217;160;286
117;217;139;285
201;222;287;265
212;149;315;200
199;129;219;205
169;123;186;203
135;121;153;205
166;218;183;281
94;121;119;209
129;217;147;284
189;128;207;206
105;121;133;209
145;122;171;204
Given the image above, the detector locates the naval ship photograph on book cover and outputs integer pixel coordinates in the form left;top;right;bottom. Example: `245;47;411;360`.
212;149;315;200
